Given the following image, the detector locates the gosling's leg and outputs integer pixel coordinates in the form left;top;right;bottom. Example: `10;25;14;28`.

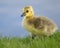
31;34;37;39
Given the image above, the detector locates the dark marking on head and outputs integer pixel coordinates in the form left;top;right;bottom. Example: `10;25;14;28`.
24;7;30;10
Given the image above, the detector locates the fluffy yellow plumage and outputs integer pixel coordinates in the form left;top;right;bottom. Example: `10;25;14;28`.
21;6;58;37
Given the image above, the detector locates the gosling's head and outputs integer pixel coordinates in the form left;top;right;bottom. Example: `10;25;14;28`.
21;6;34;18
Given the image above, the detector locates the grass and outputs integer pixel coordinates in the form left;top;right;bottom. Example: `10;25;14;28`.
0;31;60;48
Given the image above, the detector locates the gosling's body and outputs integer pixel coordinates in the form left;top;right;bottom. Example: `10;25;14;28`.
21;6;58;37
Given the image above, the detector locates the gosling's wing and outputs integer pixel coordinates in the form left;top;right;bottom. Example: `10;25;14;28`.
32;16;47;29
31;16;57;30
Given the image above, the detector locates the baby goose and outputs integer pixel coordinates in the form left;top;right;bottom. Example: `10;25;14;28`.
21;6;58;37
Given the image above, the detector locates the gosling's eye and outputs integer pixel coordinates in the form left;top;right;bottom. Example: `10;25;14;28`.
26;10;29;13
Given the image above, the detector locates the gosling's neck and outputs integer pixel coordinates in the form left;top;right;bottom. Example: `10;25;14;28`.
25;15;34;20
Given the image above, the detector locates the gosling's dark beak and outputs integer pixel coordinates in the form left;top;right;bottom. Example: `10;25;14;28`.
21;12;26;17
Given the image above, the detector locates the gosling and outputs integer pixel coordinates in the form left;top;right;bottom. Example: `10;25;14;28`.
21;6;58;38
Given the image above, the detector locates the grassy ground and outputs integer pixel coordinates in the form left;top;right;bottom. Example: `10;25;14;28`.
0;32;60;48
